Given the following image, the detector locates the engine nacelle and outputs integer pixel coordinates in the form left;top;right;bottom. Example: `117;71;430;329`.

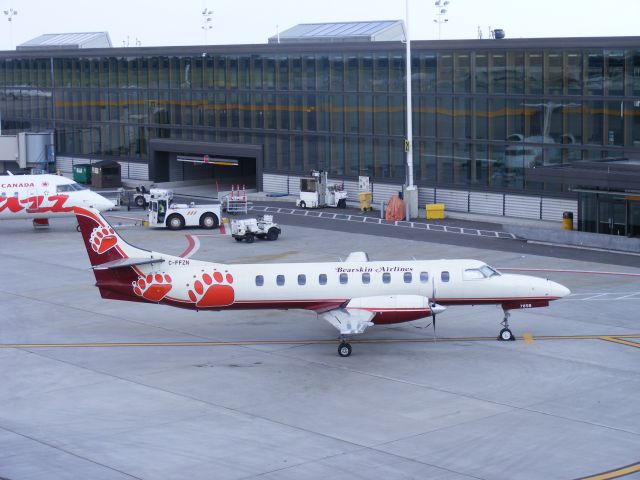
346;295;442;325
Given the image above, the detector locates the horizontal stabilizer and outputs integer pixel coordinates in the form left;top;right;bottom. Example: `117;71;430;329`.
92;257;165;270
344;251;369;262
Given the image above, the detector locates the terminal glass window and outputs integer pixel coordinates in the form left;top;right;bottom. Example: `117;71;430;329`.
586;51;604;95
525;52;543;94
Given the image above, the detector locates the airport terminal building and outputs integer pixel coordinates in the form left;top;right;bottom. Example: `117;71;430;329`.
1;25;640;235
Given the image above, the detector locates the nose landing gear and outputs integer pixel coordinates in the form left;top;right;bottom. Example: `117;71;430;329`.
498;310;515;341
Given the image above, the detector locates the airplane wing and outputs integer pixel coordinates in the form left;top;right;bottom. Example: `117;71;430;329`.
344;251;369;262
319;308;375;335
319;294;443;336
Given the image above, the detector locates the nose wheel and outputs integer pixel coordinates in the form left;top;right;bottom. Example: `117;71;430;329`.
498;310;515;341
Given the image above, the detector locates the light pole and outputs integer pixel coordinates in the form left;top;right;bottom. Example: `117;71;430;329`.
201;8;213;44
3;8;18;49
433;0;449;40
404;0;417;219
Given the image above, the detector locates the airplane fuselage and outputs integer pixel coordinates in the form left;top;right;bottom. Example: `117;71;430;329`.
0;174;114;220
76;207;571;355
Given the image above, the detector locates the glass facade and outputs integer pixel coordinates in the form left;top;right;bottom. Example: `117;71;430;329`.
2;37;640;194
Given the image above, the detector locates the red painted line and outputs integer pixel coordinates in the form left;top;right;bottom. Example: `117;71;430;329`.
179;234;196;258
498;268;640;277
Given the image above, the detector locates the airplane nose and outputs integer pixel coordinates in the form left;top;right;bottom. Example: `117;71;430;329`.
549;280;571;298
87;195;115;211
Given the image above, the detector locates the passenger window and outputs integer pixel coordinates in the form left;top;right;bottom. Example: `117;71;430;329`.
382;272;391;284
298;274;306;286
403;272;412;283
441;271;450;282
362;273;370;284
420;271;429;283
339;273;348;284
276;274;285;286
255;275;264;286
319;273;327;285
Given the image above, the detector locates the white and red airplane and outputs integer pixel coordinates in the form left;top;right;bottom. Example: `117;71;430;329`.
75;207;570;356
0;173;114;224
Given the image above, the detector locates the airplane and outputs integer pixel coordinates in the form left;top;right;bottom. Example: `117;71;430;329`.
0;173;115;225
74;207;571;357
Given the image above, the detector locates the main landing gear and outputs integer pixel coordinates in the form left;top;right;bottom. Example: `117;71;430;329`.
338;336;352;357
498;310;515;341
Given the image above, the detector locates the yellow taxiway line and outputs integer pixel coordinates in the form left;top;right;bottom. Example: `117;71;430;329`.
579;461;640;480
1;333;639;350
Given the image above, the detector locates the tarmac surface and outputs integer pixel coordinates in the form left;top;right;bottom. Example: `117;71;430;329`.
1;204;640;480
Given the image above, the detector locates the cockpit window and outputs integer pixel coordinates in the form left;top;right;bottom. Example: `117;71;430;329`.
480;265;500;277
463;265;501;280
56;183;86;193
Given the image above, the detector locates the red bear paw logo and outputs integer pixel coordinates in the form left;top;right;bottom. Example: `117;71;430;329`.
90;226;117;254
133;273;173;302
187;270;235;308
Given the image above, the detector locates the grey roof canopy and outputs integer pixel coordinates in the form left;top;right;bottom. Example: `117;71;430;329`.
269;20;405;44
17;32;112;50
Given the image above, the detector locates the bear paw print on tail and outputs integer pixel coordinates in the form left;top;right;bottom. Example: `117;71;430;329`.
187;270;234;308
133;273;173;302
90;226;117;254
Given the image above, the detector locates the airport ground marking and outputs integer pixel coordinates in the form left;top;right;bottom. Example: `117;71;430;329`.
578;461;640;480
599;336;640;349
250;205;518;239
2;333;640;350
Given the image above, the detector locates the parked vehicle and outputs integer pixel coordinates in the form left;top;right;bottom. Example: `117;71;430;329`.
296;170;347;209
231;215;281;243
148;189;221;230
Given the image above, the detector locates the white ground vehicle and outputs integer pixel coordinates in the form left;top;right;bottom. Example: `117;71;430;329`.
296;170;347;209
148;188;221;230
132;185;151;208
231;215;281;243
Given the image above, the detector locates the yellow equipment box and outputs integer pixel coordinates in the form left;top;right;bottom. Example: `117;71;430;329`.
358;192;373;212
426;203;445;220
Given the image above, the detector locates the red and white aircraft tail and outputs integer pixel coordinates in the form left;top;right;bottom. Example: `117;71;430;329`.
75;208;570;356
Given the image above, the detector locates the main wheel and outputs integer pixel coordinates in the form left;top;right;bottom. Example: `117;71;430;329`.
338;342;352;357
245;233;255;243
167;214;185;231
266;227;279;241
200;213;219;229
338;199;347;209
134;196;146;208
498;328;514;341
299;201;306;209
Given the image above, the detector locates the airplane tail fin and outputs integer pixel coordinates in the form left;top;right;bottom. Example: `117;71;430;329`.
75;207;149;267
75;207;152;302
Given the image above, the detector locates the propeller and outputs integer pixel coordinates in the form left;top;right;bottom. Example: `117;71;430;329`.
431;276;437;342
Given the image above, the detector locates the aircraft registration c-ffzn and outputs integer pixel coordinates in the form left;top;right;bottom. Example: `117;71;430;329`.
0;173;114;223
75;207;570;357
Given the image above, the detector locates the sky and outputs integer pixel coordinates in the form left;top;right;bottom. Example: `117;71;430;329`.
1;0;639;50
